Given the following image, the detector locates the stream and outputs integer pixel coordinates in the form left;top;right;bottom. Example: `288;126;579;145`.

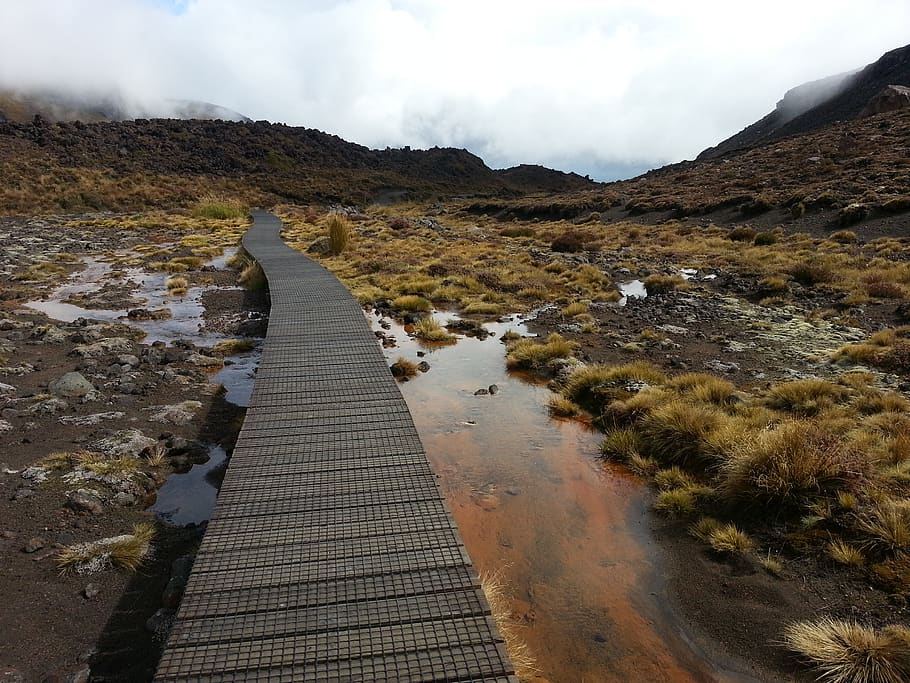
370;309;733;682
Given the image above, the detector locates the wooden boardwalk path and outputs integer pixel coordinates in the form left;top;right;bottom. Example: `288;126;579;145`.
154;211;516;682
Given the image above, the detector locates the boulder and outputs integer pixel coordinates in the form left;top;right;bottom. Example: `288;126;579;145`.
860;84;910;117
66;489;104;515
92;429;156;458
48;372;94;398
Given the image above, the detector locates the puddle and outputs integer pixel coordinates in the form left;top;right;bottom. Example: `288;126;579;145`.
149;445;227;526
369;310;733;682
26;247;264;526
619;279;647;305
25;249;243;346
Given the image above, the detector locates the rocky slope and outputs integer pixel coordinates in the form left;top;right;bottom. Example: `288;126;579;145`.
0;117;594;213
699;43;910;159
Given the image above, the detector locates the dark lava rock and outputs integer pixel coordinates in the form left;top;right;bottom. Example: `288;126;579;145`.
82;583;101;600
417;361;430;373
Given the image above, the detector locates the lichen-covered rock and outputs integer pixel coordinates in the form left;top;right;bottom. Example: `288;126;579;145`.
48;371;94;398
91;429;155;458
147;401;202;425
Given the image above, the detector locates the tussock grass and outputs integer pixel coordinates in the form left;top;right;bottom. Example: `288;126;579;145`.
639;400;722;467
859;500;910;557
600;428;642;460
643;274;687;294
654;466;696;491
548;395;581;417
766;379;849;416
505;333;576;370
781;618;910;683
722;421;868;505
326;214;352;255
462;301;503;315
689;516;723;542
392;295;432;312
413;317;455;343
480;569;539;679
707;524;753;554
561;301;589;317
58;523;155;574
654;488;697;516
165;275;188;295
75;451;140;476
562;362;666;411
668;373;736;406
828;539;865;566
390;357;418;379
192;194;247;220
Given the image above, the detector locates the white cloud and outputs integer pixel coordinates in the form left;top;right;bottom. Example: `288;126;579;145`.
1;0;908;178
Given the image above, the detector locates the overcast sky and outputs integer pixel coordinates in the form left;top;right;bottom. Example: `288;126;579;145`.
2;1;908;179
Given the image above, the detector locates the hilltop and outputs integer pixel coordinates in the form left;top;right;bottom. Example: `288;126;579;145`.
0;117;593;213
699;43;910;159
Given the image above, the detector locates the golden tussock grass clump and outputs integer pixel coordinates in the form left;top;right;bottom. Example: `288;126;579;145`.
720;421;869;506
827;539;865;566
165;275;188;295
765;379;850;416
707;523;753;554
561;301;589;317
412;317;455;343
781;618;910;683
391;295;432;313
58;523;155;574
505;333;577;370
638;400;723;467
654;488;697;516
643;273;687;294
390;357;419;380
547;395;581;417
479;569;539;679
326;214;352;255
667;373;736;406
858;499;910;558
192;194;247;220
561;362;666;411
599;428;643;461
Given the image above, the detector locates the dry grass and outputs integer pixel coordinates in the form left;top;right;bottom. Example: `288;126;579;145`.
390;357;419;380
561;362;666;411
600;428;642;460
326;214;352;255
412;317;455;343
479;569;539;679
639;400;722;467
392;295;432;312
707;523;753;554
781;618;910;683
721;421;868;505
643;274;687;294
165;275;188;296
828;539;865;566
654;488;698;516
765;379;849;416
547;395;582;417
859;500;910;558
192;194;247;220
505;333;577;370
58;523;155;574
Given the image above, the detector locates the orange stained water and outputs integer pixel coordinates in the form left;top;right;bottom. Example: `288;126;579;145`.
371;310;726;683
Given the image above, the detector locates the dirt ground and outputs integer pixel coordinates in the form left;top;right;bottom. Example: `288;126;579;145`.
0;216;265;682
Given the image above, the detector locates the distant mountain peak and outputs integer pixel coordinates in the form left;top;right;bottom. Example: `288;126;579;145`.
699;43;910;159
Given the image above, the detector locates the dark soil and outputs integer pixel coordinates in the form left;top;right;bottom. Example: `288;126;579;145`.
0;216;266;682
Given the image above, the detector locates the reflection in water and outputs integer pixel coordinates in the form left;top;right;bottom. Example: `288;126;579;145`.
372;310;721;682
25;250;243;346
150;445;227;526
619;279;648;306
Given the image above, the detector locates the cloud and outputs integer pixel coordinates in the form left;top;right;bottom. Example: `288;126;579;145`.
2;0;909;179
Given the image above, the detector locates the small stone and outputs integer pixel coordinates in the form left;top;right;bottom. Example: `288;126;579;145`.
474;388;489;396
116;354;140;367
66;489;104;515
488;384;499;395
83;583;101;600
0;420;11;433
23;537;45;553
1;530;15;539
417;361;430;373
48;372;94;398
186;353;223;368
112;492;137;507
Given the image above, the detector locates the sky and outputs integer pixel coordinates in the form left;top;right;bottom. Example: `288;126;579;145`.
1;1;909;180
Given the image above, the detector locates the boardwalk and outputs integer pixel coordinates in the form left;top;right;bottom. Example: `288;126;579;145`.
154;211;516;682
